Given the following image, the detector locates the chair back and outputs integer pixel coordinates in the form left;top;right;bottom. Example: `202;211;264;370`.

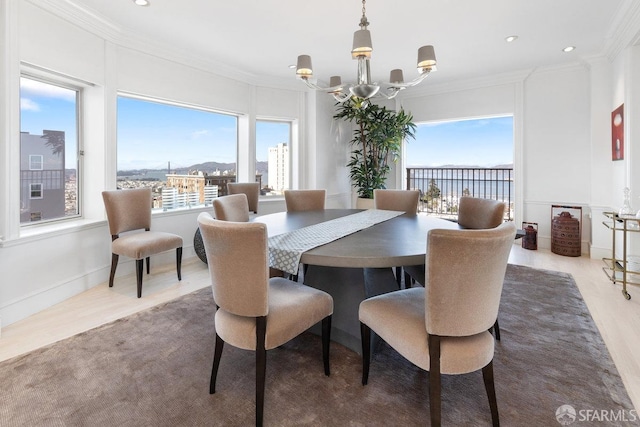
284;189;326;212
213;194;250;222
458;197;505;229
102;188;152;236
373;189;420;215
227;182;260;214
197;212;269;317
424;221;516;337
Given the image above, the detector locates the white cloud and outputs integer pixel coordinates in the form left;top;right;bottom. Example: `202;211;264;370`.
20;78;76;102
21;98;40;112
191;129;209;139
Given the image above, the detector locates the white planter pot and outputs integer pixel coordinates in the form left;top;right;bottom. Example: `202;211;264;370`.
356;197;375;209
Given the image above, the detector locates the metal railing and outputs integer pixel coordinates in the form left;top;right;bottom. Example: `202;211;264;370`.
406;167;514;221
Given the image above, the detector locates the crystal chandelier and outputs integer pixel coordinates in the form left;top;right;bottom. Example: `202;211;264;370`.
296;0;437;102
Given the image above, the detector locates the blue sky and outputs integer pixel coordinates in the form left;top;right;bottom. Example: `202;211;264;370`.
20;77;78;166
407;116;514;167
21;81;513;171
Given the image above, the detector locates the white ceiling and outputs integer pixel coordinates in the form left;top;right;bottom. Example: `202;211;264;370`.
59;0;637;90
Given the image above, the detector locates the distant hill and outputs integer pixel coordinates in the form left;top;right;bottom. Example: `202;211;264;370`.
117;160;269;176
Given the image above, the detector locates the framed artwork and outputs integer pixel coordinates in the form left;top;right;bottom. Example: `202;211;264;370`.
612;104;624;161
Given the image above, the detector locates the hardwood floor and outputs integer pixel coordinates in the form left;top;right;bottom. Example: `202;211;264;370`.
1;246;638;412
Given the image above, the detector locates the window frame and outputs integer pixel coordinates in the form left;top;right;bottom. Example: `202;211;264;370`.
255;118;293;197
29;183;43;199
29;154;43;171
116;93;240;212
19;71;84;227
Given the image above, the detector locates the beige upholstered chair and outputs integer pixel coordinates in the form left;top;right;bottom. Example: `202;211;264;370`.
373;189;420;287
457;196;506;230
404;196;505;287
284;189;326;212
373;189;420;215
227;182;260;214
360;221;516;427
197;212;333;427
102;188;183;298
213;193;250;222
404;196;507;338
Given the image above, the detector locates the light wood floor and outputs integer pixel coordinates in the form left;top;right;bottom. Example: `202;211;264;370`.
1;246;638;412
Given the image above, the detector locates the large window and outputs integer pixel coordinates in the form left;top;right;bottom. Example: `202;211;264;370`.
405;116;514;218
20;76;80;224
117;96;238;210
256;120;291;196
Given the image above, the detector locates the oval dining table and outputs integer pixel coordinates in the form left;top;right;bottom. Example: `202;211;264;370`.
254;208;461;354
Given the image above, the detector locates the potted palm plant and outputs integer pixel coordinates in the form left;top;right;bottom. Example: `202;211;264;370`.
333;98;417;204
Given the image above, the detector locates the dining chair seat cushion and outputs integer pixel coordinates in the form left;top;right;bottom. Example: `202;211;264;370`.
111;231;183;260
359;288;494;375
215;277;333;351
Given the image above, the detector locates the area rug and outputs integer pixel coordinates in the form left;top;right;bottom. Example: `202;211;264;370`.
0;265;637;426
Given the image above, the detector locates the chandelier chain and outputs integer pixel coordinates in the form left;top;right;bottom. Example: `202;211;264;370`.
360;0;369;29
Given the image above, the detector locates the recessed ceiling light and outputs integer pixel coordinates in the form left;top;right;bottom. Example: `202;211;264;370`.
562;46;575;52
133;0;150;6
288;64;296;69
505;35;518;43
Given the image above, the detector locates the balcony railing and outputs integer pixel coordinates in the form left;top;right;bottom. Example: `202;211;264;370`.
406;167;514;221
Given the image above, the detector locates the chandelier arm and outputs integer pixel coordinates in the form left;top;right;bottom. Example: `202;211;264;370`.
299;77;351;96
387;69;433;89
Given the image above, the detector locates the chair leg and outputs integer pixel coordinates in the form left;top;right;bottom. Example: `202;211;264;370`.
428;334;442;427
482;360;500;427
493;319;501;341
322;315;332;376
145;256;150;274
395;266;402;289
256;316;267;427
176;247;183;280
360;322;371;385
109;253;119;287
209;333;225;394
136;259;144;298
404;271;412;289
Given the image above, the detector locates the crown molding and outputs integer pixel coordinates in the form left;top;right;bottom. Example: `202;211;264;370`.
604;0;640;60
27;0;303;92
397;69;532;99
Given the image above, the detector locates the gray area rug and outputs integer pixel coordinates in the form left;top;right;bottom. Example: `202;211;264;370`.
0;265;637;426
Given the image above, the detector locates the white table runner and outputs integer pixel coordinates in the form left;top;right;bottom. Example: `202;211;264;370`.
268;209;404;275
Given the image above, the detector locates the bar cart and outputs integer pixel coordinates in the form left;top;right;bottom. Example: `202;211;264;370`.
602;212;640;300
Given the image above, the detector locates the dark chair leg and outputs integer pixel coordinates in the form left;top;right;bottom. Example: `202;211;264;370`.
360;322;371;385
176;247;183;280
493;319;501;341
428;334;442;427
404;271;412;289
482;360;500;427
322;315;332;376
209;333;225;394
136;259;144;298
395;266;402;289
109;253;119;287
256;316;267;427
145;256;150;274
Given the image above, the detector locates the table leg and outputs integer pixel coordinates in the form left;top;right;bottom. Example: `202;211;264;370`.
304;265;397;354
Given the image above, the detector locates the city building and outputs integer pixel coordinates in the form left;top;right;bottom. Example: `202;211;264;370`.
268;143;289;194
19;130;66;222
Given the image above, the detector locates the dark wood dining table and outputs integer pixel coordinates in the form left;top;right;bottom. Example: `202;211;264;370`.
254;209;461;353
